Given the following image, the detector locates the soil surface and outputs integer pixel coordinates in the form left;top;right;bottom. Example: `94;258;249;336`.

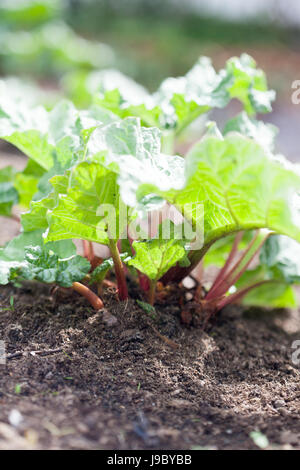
0;282;299;450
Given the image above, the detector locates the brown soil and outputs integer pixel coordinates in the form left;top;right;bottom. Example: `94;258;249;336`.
0;282;299;450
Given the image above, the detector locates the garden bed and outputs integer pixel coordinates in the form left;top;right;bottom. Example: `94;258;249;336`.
0;283;299;450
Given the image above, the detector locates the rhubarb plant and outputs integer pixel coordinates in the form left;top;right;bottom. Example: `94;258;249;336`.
67;53;275;152
1;54;300;326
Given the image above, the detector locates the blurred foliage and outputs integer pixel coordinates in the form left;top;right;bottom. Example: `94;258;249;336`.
0;1;114;80
0;21;114;79
0;0;298;99
65;1;296;91
0;0;62;29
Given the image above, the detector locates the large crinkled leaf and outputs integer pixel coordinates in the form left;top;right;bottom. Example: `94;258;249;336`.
128;222;189;281
0;166;19;216
223;112;278;153
139;134;300;248
88;117;185;209
39;161;129;245
95;55;274;133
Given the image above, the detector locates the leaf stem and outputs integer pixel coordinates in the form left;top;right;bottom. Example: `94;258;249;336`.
206;231;270;301
72;282;104;310
82;240;95;263
216;280;272;310
11;214;21;223
161;130;175;155
148;280;157;305
127;231;150;292
109;240;128;301
208;231;244;295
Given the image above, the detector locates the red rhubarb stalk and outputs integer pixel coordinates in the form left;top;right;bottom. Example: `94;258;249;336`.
109;240;128;301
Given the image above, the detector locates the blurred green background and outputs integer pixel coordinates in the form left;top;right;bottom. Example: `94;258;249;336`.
0;0;300;159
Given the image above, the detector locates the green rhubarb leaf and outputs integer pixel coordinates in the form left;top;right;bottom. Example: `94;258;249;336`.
0;166;19;216
88;117;185;209
203;232;254;268
235;264;298;309
226;54;275;115
21;189;58;232
260;235;300;284
95;55;274;134
13;158;45;209
68;68;149;108
159;57;232;133
0;259;25;285
13;172;39;209
128;221;188;281
1;230;76;262
149;134;300;248
0;92;117;172
0;92;52;169
223;111;278;153
95;57;230;133
21;246;90;287
242;283;297;309
42;161;129;245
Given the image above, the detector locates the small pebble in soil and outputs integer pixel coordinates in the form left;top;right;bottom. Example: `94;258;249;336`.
8;409;23;428
273;399;286;409
101;309;118;327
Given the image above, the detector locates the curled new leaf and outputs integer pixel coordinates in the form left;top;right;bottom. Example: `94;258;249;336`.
21;246;90;287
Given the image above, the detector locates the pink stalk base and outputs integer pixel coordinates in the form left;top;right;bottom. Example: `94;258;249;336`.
72;282;104;310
